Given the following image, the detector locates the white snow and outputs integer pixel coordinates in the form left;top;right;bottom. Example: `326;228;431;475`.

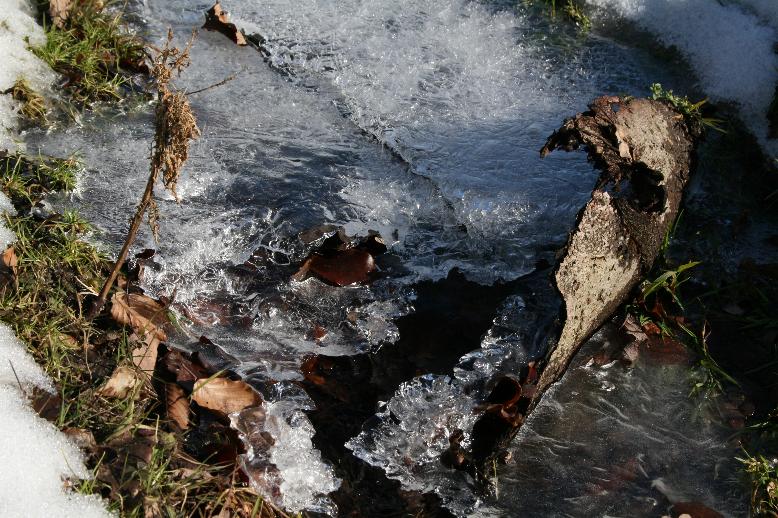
0;0;55;149
0;324;110;517
0;2;110;512
589;0;778;155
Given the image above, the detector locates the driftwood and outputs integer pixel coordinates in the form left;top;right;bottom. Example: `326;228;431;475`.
462;96;700;471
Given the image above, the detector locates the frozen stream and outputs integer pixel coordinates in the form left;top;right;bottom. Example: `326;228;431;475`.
26;0;769;515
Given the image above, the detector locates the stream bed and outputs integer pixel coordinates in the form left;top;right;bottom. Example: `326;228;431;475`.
26;0;776;515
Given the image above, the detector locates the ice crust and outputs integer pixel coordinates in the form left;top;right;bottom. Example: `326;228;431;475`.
0;0;55;149
24;0;757;514
474;327;747;517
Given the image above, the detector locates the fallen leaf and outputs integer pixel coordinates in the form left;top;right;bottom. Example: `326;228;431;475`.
166;383;190;430
293;248;376;286
98;366;141;399
49;0;71;28
0;246;18;292
202;2;247;46
31;388;62;422
63;427;97;452
640;335;690;365
191;377;261;417
159;348;209;383
131;333;160;377
111;291;168;340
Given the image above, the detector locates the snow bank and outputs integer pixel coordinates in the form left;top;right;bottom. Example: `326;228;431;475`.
0;175;108;516
590;0;778;155
0;0;55;149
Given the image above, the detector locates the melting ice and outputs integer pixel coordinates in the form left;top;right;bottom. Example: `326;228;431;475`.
24;0;766;513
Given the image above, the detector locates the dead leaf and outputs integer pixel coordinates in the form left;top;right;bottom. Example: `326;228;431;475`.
131;333;160;377
166;383;190;430
293;248;376;286
63;427;97;452
191;377;261;417
202;2;247;46
98;366;141;399
0;246;18;292
31;388;62;422
110;291;168;340
49;0;71;28
159;348;209;383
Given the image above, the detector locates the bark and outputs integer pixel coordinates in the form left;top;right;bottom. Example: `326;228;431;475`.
464;96;699;471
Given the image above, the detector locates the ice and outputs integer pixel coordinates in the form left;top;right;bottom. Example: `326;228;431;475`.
346;374;481;511
473;326;747;517
20;0;757;514
232;395;341;515
589;0;778;155
0;191;15;247
227;0;628;281
0;0;56;149
0;322;110;517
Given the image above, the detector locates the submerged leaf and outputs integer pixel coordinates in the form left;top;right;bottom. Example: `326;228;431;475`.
293;248;376;286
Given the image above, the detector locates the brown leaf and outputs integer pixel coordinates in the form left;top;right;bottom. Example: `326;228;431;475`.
110;291;168;341
131;333;160;377
97;366;141;399
49;0;71;28
166;383;190;430
202;2;247;46
0;246;18;292
63;427;98;452
159;348;209;383
31;388;62;422
293;248;376;286
191;377;261;417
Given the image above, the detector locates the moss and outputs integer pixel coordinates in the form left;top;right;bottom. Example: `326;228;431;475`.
31;0;148;106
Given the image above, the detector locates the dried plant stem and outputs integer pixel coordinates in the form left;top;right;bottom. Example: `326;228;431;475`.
87;174;157;319
89;30;198;320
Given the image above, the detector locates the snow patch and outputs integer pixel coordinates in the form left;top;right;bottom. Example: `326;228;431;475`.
590;0;778;154
0;0;55;149
0;321;110;517
0;157;108;516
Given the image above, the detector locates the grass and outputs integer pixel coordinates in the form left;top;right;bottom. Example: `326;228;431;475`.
0;153;286;517
3;79;48;123
526;0;591;29
30;0;148;106
739;451;778;516
650;83;724;133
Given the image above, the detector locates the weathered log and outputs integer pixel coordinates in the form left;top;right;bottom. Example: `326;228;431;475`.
463;96;700;472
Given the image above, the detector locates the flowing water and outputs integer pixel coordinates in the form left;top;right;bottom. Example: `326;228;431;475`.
27;0;771;515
